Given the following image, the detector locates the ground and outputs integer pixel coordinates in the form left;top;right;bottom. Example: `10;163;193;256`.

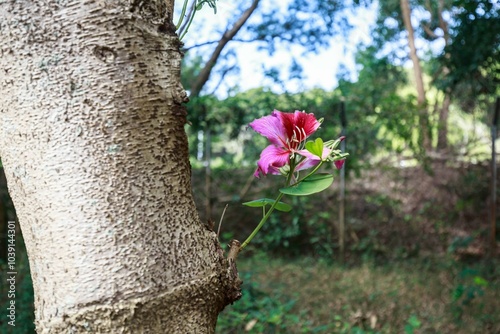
0;161;498;333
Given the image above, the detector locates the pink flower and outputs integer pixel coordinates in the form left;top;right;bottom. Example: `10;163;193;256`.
334;159;345;169
296;147;332;170
249;110;321;177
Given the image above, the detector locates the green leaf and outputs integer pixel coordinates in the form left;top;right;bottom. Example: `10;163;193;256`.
242;198;292;212
407;315;421;328
404;324;415;334
305;138;324;158
279;173;333;196
473;276;488;287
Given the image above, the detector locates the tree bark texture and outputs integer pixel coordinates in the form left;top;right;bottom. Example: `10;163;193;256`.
0;0;240;332
400;0;431;151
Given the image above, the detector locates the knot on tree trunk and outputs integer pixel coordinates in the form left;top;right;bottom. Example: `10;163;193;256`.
225;239;243;303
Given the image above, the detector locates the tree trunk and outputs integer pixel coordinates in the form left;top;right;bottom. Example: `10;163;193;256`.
436;0;451;151
0;0;240;332
400;0;431;151
437;92;451;151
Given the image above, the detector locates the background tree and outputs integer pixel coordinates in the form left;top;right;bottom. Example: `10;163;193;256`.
400;0;432;151
437;0;500;114
180;0;370;165
352;0;498;159
183;0;367;98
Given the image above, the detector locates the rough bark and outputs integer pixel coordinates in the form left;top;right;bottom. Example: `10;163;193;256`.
0;0;240;332
400;0;431;151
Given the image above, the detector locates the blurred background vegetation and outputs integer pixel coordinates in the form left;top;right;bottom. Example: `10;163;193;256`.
1;0;499;333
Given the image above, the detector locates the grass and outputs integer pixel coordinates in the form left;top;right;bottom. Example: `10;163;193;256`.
216;253;500;334
2;237;498;334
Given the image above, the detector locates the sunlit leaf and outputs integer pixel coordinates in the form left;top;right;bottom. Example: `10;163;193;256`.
279;173;333;196
473;276;488;287
305;138;324;158
242;198;292;212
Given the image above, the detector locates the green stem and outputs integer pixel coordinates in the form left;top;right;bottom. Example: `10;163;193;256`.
240;155;319;251
175;0;190;30
240;158;297;250
240;192;285;250
179;4;198;40
292;160;324;186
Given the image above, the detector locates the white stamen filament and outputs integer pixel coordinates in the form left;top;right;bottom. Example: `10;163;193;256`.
290;126;308;150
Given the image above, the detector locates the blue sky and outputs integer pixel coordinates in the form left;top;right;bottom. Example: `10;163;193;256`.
175;0;378;97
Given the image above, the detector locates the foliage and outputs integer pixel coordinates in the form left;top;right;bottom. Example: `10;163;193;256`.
337;46;420;162
181;0;498;170
404;315;422;334
179;0;369;96
186;84;397;174
345;0;499;157
217;271;326;333
217;254;500;333
249;196;340;258
249;202;303;254
176;0;220;40
245;0;363;55
438;0;500;101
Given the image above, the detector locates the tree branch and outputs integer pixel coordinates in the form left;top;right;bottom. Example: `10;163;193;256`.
437;0;450;45
190;0;260;98
209;64;237;96
184;38;259;51
421;23;439;39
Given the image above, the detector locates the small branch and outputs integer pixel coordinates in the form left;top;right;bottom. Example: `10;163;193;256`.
421;23;439;39
227;239;241;262
437;0;450;44
225;239;242;303
209;64;237;96
239;172;255;199
184;38;258;51
190;0;260;98
216;204;229;238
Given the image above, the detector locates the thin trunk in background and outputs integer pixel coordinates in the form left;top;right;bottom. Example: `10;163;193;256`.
400;0;431;151
435;0;452;151
338;101;347;262
205;125;212;221
490;98;499;254
437;93;451;151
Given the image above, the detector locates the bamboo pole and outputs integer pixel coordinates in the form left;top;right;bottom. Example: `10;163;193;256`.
490;97;499;254
339;100;347;261
205;126;212;221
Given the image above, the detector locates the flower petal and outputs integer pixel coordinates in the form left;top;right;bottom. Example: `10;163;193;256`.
295;157;321;172
255;145;290;177
277;110;321;140
334;159;345;170
249;112;288;147
295;147;330;171
297;147;331;160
